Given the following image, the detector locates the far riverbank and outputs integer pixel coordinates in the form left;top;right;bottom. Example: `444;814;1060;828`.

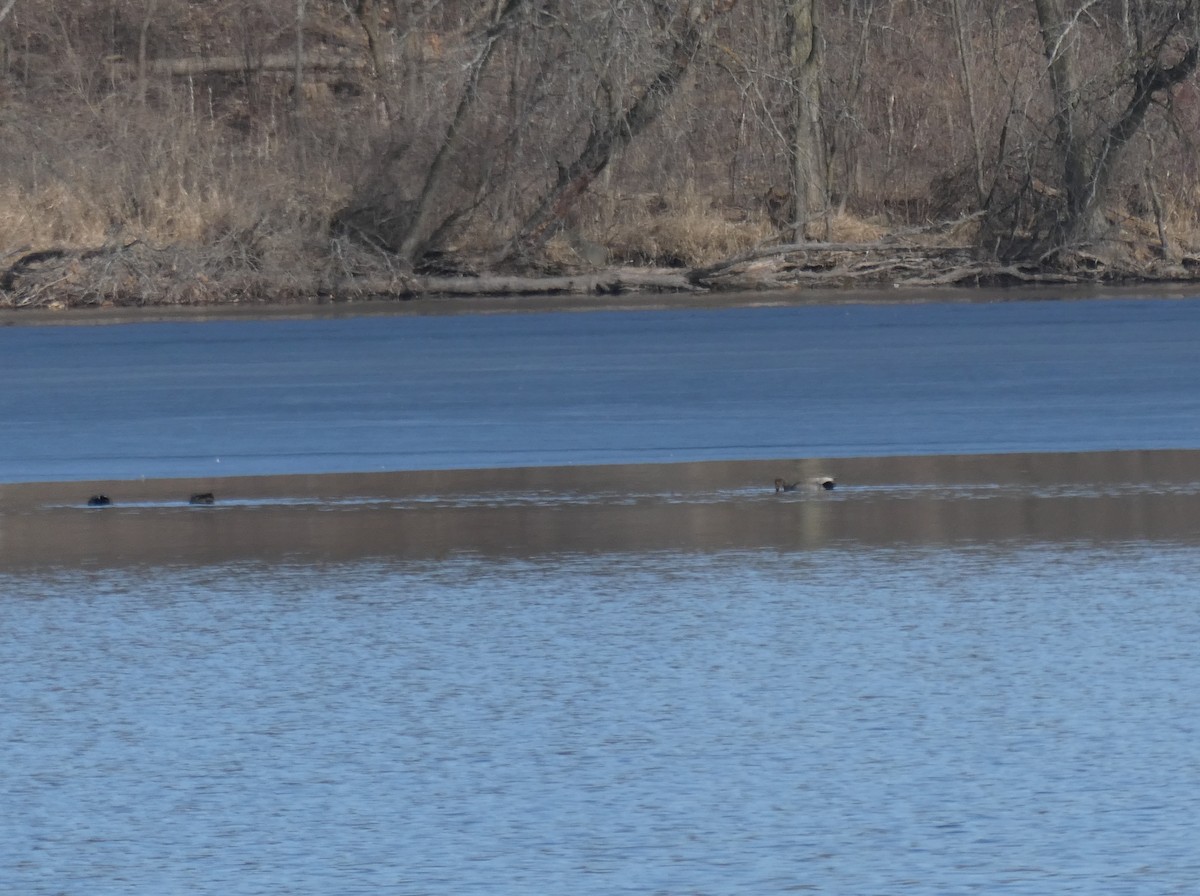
4;282;1200;328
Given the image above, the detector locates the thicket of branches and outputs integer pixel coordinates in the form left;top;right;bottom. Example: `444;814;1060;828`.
2;0;1200;305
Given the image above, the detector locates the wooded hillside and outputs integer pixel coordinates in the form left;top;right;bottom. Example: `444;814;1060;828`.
3;0;1200;307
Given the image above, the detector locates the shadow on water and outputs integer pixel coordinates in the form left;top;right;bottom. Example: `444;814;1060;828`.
3;449;1200;569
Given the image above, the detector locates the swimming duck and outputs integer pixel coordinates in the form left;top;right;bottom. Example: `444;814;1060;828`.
774;477;836;493
189;492;215;505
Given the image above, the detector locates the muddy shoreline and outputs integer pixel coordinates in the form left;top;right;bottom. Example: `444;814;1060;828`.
5;449;1200;570
4;282;1200;328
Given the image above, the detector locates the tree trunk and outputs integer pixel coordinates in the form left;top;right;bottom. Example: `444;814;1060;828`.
1032;0;1094;241
950;0;985;202
293;0;307;113
396;0;526;264
137;0;158;105
786;0;825;242
353;0;393;122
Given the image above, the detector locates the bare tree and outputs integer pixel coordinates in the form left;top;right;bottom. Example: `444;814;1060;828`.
335;0;741;268
331;0;530;264
505;0;740;260
1033;0;1200;248
786;0;825;241
397;0;528;264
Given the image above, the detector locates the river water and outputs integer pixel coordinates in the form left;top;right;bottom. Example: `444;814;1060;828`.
3;295;1200;894
3;296;1200;481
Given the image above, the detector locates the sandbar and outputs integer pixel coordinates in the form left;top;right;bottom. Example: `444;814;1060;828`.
4;449;1200;571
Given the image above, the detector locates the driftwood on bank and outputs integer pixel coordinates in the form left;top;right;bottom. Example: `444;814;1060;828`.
401;239;1129;298
687;236;1200;289
403;270;696;297
0;241;294;309
3;238;1199;311
0;242;698;308
0;244;146;306
688;238;997;287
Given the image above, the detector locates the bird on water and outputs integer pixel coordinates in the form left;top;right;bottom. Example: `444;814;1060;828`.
775;477;836;493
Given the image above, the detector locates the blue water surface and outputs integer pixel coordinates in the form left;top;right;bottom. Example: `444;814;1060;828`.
3;297;1200;481
3;545;1200;895
6;296;1200;895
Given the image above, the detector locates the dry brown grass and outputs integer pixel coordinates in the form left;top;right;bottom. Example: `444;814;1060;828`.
4;0;1200;307
0;94;357;303
0;92;367;308
822;212;888;244
600;184;775;267
0;182;114;249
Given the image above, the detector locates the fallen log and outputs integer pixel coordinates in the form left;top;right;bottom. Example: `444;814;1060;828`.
688;239;979;286
4;237;1198;311
902;263;1080;287
0;247;68;291
399;269;697;297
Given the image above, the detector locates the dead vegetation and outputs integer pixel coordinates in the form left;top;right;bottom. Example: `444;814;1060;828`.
3;1;1200;310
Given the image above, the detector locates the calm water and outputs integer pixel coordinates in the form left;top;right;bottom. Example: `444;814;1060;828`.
3;297;1200;481
5;296;1200;893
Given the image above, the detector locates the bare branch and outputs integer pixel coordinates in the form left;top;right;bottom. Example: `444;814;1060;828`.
505;1;739;260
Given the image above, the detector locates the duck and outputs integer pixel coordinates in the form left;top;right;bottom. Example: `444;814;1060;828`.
86;494;112;507
189;492;215;505
774;476;837;493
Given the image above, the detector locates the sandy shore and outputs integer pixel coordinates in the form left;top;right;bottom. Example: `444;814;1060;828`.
4;449;1200;570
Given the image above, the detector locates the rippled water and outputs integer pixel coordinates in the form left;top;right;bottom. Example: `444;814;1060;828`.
5;296;1200;893
4;545;1200;895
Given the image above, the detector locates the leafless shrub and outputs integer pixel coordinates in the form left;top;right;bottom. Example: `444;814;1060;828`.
3;0;1200;306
